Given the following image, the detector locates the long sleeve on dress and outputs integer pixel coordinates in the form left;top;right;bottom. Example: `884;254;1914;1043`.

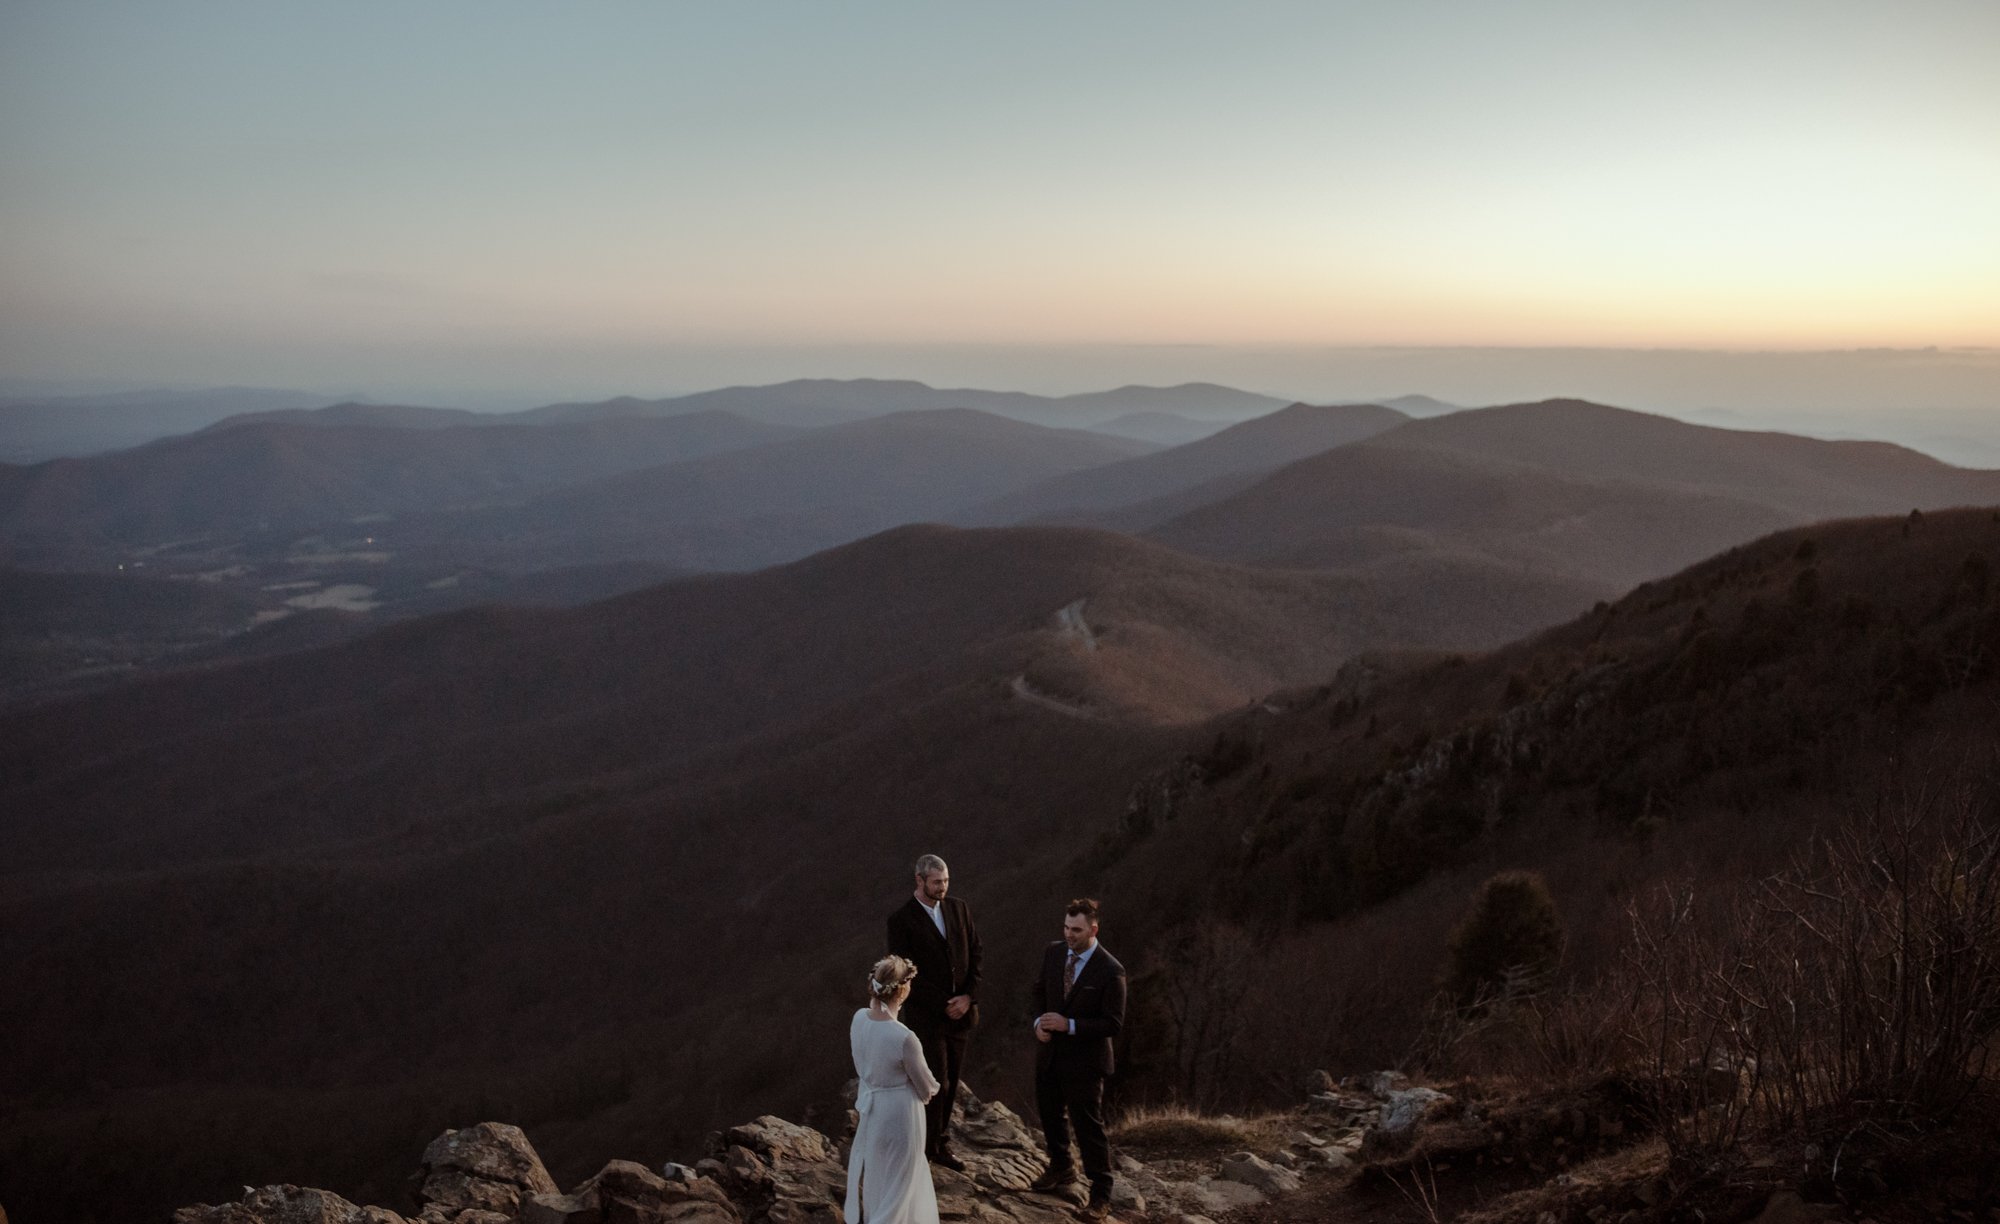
902;1030;941;1101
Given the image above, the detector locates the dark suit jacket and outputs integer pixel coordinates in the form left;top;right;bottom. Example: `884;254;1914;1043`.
886;895;982;1033
1029;940;1126;1075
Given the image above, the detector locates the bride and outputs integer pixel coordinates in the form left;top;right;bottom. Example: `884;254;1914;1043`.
845;955;943;1224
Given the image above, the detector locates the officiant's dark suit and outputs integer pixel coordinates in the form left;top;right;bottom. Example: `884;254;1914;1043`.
1029;904;1126;1212
886;888;982;1161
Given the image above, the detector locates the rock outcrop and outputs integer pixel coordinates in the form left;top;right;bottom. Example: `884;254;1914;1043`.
174;1185;410;1224
414;1123;563;1223
176;1071;1447;1224
524;1159;738;1224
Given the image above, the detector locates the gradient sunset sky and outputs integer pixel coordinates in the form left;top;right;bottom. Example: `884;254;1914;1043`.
2;1;1996;408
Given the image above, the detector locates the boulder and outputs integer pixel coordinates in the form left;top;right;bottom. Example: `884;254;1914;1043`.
1379;1088;1451;1136
1304;1070;1336;1094
704;1117;844;1224
173;1185;408;1224
1178;1177;1264;1214
521;1195;599;1224
1300;1147;1352;1171
940;1084;1048;1193
415;1123;559;1220
1362;1071;1408;1096
523;1159;741;1224
1304;1093;1374;1118
1217;1153;1300;1197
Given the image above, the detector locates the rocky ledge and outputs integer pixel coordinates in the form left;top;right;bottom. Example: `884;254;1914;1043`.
175;1076;1450;1224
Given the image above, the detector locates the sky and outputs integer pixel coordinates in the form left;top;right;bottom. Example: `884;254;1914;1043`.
1;1;1997;418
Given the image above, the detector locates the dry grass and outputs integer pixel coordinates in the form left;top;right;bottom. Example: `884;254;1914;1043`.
1109;1103;1301;1156
1110;1103;1256;1149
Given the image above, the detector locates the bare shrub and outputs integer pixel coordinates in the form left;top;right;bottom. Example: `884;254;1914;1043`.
1154;923;1257;1110
1626;777;2000;1165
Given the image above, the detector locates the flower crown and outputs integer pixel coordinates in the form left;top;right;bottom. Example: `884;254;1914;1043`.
871;965;916;998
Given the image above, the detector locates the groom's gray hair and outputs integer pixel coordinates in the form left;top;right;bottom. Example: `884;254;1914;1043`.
914;853;948;878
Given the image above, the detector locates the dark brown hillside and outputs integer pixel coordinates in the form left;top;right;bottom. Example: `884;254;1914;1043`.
1148;399;2000;596
0;523;1391;876
959;401;1408;527
0;521;1485;1221
1086;507;2000;1104
382;409;1158;573
0;411;799;562
1151;443;1800;589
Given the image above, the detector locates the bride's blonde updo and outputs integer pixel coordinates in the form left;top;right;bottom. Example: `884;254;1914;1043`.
868;955;918;1007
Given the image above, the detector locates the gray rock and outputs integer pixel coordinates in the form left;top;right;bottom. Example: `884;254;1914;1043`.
1269;1150;1299;1170
1108;1181;1146;1213
1304;1092;1374;1117
1290;1131;1325;1149
1183;1177;1265;1213
1217;1153;1300;1196
1380;1088;1451;1136
1301;1147;1353;1171
1116;1155;1143;1174
1305;1070;1336;1094
1363;1071;1409;1096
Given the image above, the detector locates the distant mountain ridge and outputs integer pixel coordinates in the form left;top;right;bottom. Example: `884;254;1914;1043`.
0;411;801;562
1147;397;2000;595
196;401;492;432
520;378;1289;430
0;387;342;462
382;408;1160;573
961;401;1408;527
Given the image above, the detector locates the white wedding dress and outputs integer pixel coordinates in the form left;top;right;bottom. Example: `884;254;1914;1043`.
844;1008;942;1224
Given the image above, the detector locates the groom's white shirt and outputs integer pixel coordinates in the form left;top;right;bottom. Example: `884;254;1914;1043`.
919;897;946;938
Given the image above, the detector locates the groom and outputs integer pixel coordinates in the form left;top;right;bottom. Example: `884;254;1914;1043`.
1029;898;1126;1220
886;853;982;1170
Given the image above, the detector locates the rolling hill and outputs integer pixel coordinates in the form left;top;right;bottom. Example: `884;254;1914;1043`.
0;411;800;562
960;401;1408;527
382;409;1160;573
1147;398;2000;596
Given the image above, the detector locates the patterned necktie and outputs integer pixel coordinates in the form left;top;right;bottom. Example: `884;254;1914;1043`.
1064;950;1079;997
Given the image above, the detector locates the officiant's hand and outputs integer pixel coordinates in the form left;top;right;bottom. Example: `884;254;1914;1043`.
947;995;972;1020
1037;1012;1067;1034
